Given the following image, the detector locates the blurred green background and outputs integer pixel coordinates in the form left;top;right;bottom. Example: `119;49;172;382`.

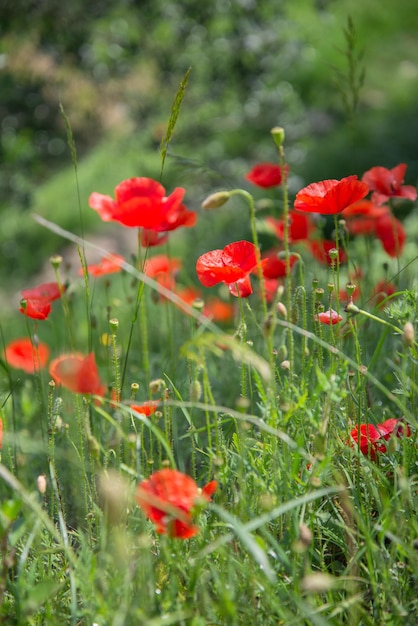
1;0;418;292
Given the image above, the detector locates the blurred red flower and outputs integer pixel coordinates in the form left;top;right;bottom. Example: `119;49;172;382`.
19;282;65;320
141;229;169;247
294;176;369;215
257;249;298;279
4;338;50;374
196;240;260;298
175;287;235;322
130;401;160;416
49;352;106;396
266;212;314;243
362;164;417;205
79;254;125;277
144;255;182;297
89;177;196;230
309;240;347;266
372;280;396;306
245;163;288;188
342;201;406;257
314;309;343;325
350;418;411;460
342;200;389;236
374;214;406;257
136;468;217;538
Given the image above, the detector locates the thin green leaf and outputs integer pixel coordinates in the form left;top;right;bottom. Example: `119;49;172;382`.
160;67;191;178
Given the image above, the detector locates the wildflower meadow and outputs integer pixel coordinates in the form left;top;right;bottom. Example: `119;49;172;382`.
1;75;418;626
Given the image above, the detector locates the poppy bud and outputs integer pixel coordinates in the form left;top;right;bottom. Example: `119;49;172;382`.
201;191;231;210
37;474;47;494
189;380;202;402
271;126;285;147
402;322;415;347
277;302;287;319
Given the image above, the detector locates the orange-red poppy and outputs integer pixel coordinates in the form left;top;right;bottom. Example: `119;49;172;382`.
79;254;125;277
245;163;288;188
266;212;314;243
196;240;260;298
350;418;411;461
294;176;369;215
4;337;50;373
19;281;65;320
309;240;347;266
136;468;217;538
130;401;160;416
89;177;196;230
257;249;298;279
362;164;417;205
49;352;106;396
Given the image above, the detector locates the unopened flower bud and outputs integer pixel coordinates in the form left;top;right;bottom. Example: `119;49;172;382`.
280;359;290;370
37;474;47;494
271;126;285;147
189;380;202;402
277;302;287;319
328;248;339;260
201;191;231;210
402;322;415;347
299;523;313;547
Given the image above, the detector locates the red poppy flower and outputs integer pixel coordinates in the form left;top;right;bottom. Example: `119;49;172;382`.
257;249;299;279
350;418;411;460
49;352;106;396
377;418;411;440
263;278;282;303
21;282;63;302
245;163;288;188
19;299;52;320
371;280;396;306
362;164;417;205
19;282;65;320
314;309;343;325
266;212;314;243
136;468;217;539
89;177;196;231
342;201;390;236
309;240;347;266
196;240;260;298
141;229;169;247
144;255;182;297
79;254;125;277
204;298;235;322
350;423;387;460
4;338;50;374
374;213;406;257
175;287;235;322
294;176;369;215
130;401;160;416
